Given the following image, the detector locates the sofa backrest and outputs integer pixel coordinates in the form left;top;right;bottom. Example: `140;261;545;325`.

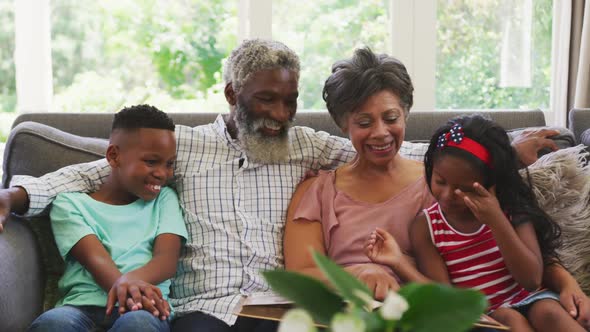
3;109;547;188
569;108;590;144
12;109;546;141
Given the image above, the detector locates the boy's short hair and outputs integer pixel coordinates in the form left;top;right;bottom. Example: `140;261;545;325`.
112;104;175;132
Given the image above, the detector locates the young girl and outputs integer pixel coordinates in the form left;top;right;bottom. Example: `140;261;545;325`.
365;114;584;331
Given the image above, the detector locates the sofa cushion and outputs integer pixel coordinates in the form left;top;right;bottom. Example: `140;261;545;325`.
0;215;44;331
523;145;590;294
28;216;64;311
2;121;107;187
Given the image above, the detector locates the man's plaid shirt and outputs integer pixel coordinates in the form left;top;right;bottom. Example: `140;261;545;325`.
12;115;428;324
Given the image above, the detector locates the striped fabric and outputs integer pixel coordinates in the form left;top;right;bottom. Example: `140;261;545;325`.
424;203;531;311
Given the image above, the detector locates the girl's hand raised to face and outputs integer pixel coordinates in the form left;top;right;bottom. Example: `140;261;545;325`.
364;228;404;268
454;183;508;226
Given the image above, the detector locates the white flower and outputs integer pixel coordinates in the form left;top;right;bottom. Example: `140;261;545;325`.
331;312;366;332
379;290;409;320
278;308;317;332
352;289;377;311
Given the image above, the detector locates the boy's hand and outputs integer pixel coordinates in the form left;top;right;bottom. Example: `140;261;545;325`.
364;228;403;269
106;275;164;316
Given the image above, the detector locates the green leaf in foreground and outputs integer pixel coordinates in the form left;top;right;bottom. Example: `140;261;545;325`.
262;270;344;325
312;251;373;309
397;283;487;332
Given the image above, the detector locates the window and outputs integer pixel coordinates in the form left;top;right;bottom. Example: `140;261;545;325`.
436;0;553;110
7;0;556;118
0;0;15;140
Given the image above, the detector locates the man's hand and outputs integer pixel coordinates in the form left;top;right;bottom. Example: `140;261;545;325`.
128;295;170;321
0;187;29;233
345;263;400;301
0;190;10;233
143;296;170;321
106;275;167;318
512;128;559;166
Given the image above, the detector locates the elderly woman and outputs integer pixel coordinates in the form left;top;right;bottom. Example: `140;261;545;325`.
284;48;429;300
284;48;590;330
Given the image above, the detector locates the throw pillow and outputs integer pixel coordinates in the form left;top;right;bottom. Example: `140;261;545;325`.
523;145;590;294
2;121;107;310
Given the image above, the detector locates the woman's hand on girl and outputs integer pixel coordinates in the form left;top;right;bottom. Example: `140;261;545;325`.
345;263;400;301
512;128;559;166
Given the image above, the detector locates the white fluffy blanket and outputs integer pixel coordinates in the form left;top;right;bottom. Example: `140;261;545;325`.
522;145;590;293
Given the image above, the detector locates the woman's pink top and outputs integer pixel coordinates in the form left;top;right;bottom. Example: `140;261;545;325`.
293;170;434;280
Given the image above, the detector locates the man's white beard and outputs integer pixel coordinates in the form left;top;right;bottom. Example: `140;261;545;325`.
234;104;292;164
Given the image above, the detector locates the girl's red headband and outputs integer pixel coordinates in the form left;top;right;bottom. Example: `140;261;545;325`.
436;124;493;168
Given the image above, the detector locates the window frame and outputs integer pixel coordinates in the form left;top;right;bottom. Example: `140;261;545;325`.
15;0;556;125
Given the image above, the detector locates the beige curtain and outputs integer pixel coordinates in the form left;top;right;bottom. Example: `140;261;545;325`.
551;0;590;126
573;0;590;109
14;0;53;113
500;0;533;87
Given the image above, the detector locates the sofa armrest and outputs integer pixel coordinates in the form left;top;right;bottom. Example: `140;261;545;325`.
0;215;44;331
2;121;107;188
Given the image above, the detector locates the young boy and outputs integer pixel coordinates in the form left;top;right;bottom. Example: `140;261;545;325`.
28;105;188;332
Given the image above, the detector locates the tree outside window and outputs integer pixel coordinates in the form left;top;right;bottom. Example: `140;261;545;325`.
273;0;391;110
50;0;237;113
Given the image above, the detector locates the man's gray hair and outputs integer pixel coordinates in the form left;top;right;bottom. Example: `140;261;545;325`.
223;39;300;92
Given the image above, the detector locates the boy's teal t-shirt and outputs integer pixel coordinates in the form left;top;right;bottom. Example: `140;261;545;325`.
50;187;188;307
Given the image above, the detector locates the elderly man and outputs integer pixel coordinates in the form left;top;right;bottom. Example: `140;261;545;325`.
0;39;583;332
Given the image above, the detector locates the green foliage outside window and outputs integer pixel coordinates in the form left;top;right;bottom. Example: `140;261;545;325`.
436;0;553;109
273;0;391;110
49;0;236;113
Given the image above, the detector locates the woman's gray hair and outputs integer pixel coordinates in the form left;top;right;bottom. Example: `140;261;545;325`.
223;39;300;92
322;48;414;128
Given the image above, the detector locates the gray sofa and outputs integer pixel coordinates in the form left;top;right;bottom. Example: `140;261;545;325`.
569;108;590;146
0;109;579;331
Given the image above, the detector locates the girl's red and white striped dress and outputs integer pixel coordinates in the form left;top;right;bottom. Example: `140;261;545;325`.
424;203;531;311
